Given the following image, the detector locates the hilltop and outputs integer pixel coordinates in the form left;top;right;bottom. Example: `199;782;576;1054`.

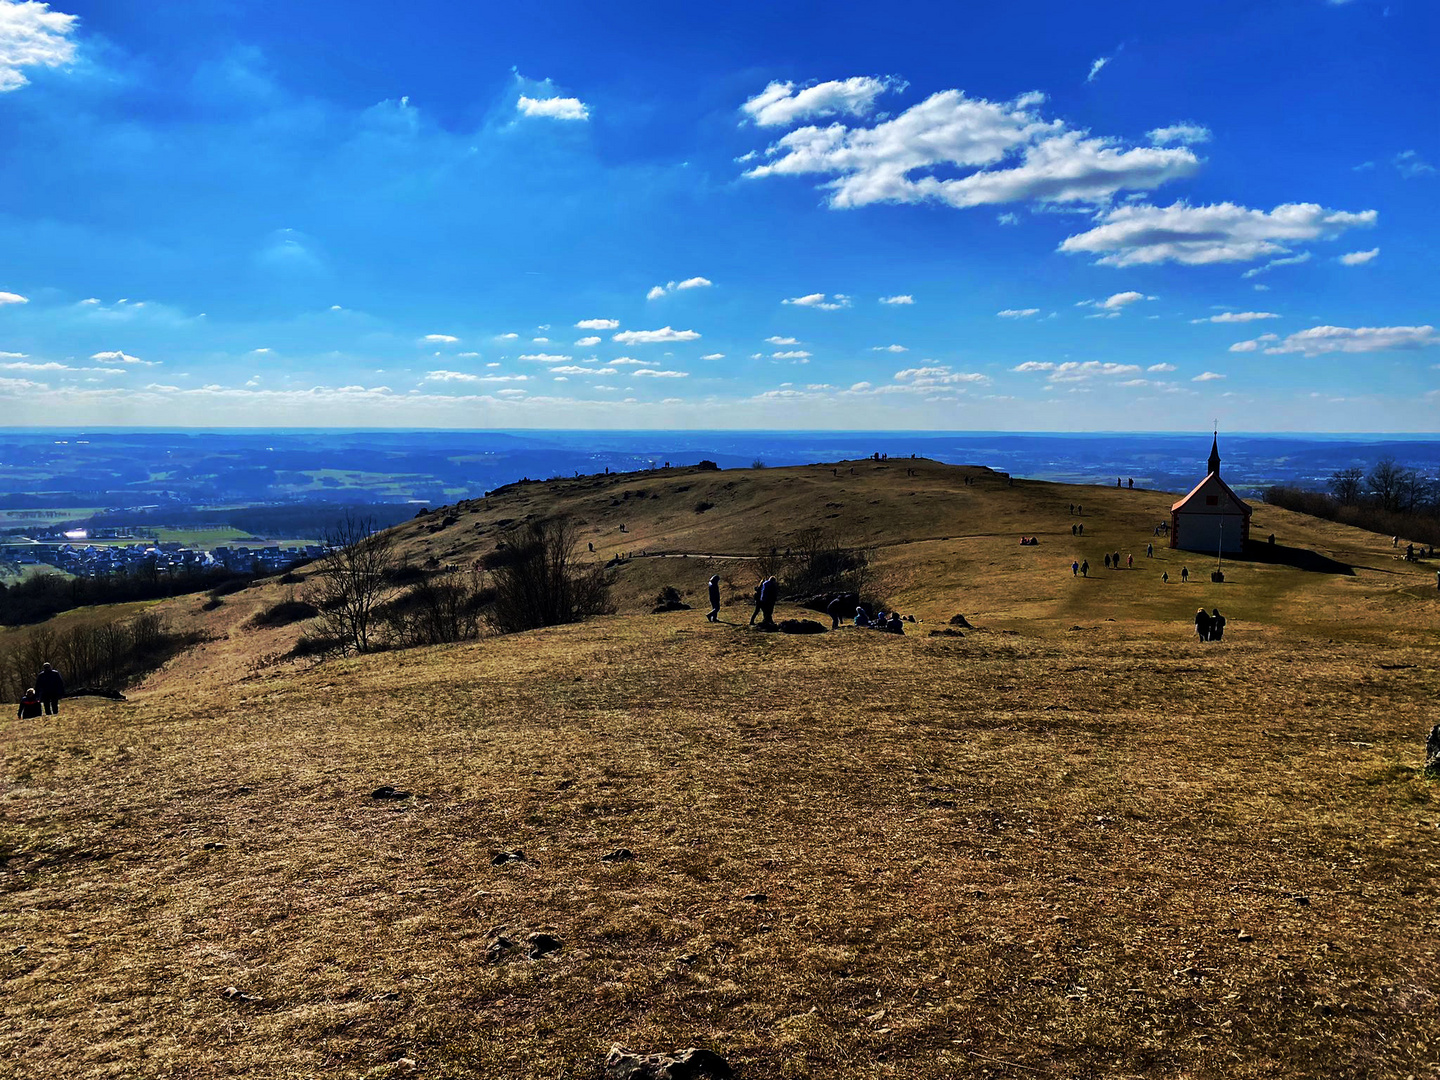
2;460;1439;1079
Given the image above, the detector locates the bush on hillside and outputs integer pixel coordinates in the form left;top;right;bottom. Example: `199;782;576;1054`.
250;596;322;628
487;517;613;634
376;568;493;647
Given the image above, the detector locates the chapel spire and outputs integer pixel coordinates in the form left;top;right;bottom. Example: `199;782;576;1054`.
1208;431;1221;477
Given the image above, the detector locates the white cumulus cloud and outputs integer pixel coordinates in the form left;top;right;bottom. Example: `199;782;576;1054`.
1147;363;1176;372
766;336;799;345
783;293;851;310
0;0;77;93
872;344;908;351
612;327;700;344
1192;371;1226;381
90;350;156;365
574;336;601;346
701;353;725;360
772;350;811;360
879;294;914;305
1339;247;1379;265
1061;201;1376;267
743;87;1198;211
517;95;589;121
647;276;713;300
423;334;459;344
741;76;899;127
0;290;29;305
574;319;619;330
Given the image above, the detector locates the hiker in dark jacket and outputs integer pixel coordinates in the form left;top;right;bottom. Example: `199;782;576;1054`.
18;688;42;720
826;594;846;629
35;662;63;715
748;583;764;625
758;576;778;625
1195;608;1211;641
1210;608;1226;641
706;576;721;622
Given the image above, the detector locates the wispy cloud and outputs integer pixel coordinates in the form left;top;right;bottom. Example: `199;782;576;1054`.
1191;311;1278;324
1231;325;1437;356
1338;247;1379;265
0;290;28;305
1086;56;1111;83
783;292;851;310
879;295;914;305
997;308;1040;318
574;319;618;330
612;327;700;344
90;350;157;366
741;76;901;127
0;0;78;93
1393;150;1436;178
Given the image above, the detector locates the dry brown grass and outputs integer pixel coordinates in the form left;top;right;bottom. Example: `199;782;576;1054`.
3;461;1439;1079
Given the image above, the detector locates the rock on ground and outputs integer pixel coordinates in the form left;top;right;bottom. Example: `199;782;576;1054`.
600;1046;733;1080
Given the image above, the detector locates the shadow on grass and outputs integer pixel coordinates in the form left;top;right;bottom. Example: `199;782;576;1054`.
1242;541;1355;576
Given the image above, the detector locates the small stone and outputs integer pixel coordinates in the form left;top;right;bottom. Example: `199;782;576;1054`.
491;849;525;865
371;786;412;801
601;848;635;863
202;842;226;851
742;892;767;904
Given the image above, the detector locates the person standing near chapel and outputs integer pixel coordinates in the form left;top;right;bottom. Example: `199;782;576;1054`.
706;575;721;622
35;662;64;716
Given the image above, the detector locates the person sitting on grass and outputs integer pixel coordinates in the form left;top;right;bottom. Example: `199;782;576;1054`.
854;607;870;628
887;612;904;634
17;688;42;720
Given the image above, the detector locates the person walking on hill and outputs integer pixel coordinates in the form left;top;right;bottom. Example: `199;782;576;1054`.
1195;608;1211;641
1126;554;1133;569
1104;553;1111;569
1113;551;1120;570
758;576;778;625
1071;560;1079;576
1210;608;1226;641
1146;543;1153;558
1180;566;1189;583
706;575;721;622
1162;571;1169;584
35;662;63;715
1080;559;1089;577
826;594;845;629
17;688;42;720
748;583;764;626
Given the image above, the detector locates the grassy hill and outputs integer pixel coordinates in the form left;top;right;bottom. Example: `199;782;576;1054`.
3;460;1438;1078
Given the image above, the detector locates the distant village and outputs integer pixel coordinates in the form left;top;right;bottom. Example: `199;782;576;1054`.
0;531;324;578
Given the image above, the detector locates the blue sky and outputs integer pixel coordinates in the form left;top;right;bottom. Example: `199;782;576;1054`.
0;0;1436;430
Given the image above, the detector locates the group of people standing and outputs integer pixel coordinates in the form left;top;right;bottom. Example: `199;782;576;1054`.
16;662;64;719
1194;608;1227;641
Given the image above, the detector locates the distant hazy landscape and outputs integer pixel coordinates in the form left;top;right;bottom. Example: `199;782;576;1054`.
5;429;1440;531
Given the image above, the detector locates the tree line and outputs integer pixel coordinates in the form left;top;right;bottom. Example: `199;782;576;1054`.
1263;455;1440;547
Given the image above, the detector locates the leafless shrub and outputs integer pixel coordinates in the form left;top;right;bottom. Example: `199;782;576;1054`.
487;517;612;635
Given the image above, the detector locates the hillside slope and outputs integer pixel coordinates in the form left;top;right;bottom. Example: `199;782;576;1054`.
2;460;1438;1079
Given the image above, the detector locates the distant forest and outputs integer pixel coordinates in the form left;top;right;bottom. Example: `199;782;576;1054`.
1264;456;1440;547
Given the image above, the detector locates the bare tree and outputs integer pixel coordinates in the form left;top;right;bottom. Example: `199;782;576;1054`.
487;517;611;634
1328;466;1364;505
307;514;400;654
1367;457;1412;513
